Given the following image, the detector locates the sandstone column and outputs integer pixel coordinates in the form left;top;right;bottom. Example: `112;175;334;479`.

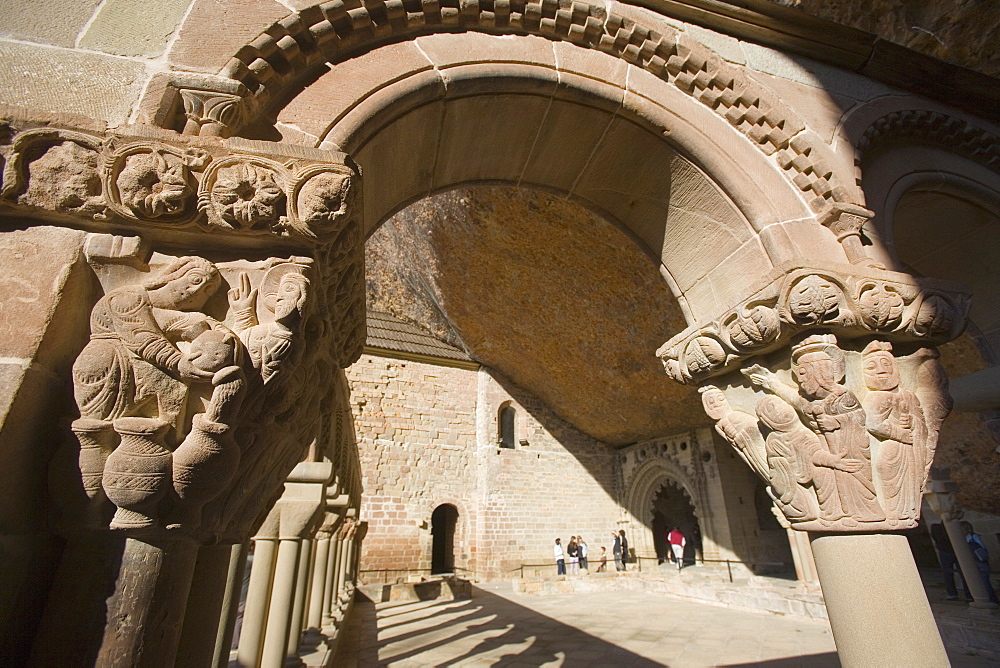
925;468;998;610
659;249;970;666
237;536;278;667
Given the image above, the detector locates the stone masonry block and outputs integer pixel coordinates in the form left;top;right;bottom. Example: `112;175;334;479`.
77;0;191;58
0;40;147;125
0;0;101;48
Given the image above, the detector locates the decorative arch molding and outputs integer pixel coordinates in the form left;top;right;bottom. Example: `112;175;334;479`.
856;110;1000;179
169;0;863;217
622;454;713;560
625;456;705;524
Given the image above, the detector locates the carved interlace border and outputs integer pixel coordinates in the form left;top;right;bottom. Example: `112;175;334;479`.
0;125;358;244
175;0;856;215
856;110;1000;177
657;263;971;385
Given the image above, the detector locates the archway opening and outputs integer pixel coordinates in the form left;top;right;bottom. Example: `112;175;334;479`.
650;480;699;566
431;503;459;574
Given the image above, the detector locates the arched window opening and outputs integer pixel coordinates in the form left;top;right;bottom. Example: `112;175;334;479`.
431;504;459;574
499;405;516;449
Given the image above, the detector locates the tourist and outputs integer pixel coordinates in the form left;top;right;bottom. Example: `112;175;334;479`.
930;523;972;601
612;531;623;571
668;527;686;571
619;530;629;571
567;536;580;575
597;547;607;572
554;538;566;576
579;536;589;572
961;521;999;604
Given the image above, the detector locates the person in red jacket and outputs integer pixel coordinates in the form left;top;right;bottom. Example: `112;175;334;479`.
668;528;686;571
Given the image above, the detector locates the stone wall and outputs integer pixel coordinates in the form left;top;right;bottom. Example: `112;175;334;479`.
347;353;622;580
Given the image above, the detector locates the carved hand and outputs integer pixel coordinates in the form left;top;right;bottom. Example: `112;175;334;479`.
178;355;216;382
816;413;840;431
228;271;257;313
834;457;864;473
742;364;773;390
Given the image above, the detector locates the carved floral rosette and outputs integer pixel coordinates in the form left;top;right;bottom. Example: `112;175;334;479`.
700;333;952;532
0;123;359;244
658;263;970;385
102;139;205;224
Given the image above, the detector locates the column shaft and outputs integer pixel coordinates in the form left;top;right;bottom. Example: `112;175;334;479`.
810;533;948;667
287;537;313;655
308;536;331;629
237;538;277;667
176;543;235;667
943;518;995;608
213;542;250;668
260;538;301;667
97;535;200;667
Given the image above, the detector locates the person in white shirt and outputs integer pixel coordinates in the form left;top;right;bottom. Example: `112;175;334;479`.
554;538;566;575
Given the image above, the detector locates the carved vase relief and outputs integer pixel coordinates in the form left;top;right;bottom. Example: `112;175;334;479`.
702;333;951;532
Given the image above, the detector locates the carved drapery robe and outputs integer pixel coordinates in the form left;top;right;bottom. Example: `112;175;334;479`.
802;389;885;523
715;411;768;480
864;387;927;522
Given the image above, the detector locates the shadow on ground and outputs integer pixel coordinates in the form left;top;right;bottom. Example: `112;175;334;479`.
337;585;839;667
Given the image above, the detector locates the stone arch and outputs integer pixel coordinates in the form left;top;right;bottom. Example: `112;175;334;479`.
200;0;858;215
848;102;1000;361
419;495;471;571
623;456;709;561
157;1;874;324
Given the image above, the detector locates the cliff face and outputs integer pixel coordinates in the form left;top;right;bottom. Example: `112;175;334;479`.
775;0;1000;76
365;186;704;446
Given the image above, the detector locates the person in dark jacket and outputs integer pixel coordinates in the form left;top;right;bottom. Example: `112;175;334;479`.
619;530;629;571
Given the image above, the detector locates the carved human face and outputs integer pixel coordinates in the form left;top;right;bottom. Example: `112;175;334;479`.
701;388;730;420
863;351;899;391
164;266;220;310
794;352;837;398
273;274;305;321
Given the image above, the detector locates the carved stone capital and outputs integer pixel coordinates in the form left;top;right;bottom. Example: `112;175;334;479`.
53;226;364;542
658;262;970;385
167;74;253;138
819;202;881;268
701;333;952;532
0;120;360;249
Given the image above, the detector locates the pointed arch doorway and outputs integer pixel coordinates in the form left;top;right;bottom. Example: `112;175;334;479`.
651;480;699;566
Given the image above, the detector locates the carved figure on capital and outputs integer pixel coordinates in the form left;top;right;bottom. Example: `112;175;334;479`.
228;262;310;384
699;385;767;480
742;334;885;527
861;340;928;523
70;256;243;530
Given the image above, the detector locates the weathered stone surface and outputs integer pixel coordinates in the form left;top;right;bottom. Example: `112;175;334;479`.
168;0;289;73
774;0;1000;77
366;186;702;445
0;41;146;125
349;354;621;577
77;0;190;58
0;0;101;47
935;333;997;515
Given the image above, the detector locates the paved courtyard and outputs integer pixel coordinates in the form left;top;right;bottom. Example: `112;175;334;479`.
336;583;841;667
